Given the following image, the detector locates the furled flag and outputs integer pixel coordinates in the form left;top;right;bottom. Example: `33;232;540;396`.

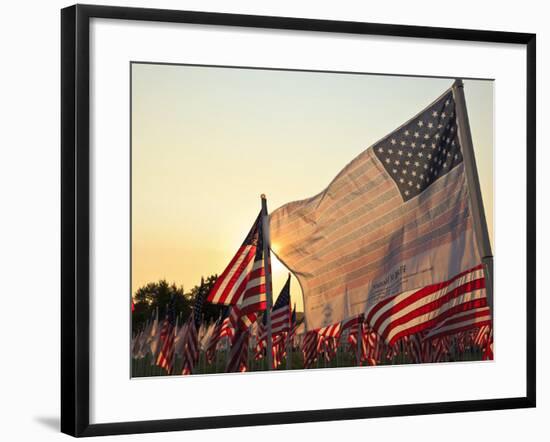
226;329;250;373
302;330;319;369
156;297;176;374
207;212;269;328
269;81;491;344
205;307;230;364
181;278;207;375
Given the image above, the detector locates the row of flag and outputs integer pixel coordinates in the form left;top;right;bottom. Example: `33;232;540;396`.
131;289;493;374
132;80;494;375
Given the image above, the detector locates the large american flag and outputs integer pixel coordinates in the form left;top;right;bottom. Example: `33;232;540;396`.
207;212;268;327
269;83;490;344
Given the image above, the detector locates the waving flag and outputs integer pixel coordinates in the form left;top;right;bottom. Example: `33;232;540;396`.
269;82;491;343
207;212;267;312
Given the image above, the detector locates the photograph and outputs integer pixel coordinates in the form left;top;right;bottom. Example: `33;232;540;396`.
130;64;494;377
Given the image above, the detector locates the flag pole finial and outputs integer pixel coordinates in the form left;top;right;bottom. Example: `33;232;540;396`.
261;193;266;199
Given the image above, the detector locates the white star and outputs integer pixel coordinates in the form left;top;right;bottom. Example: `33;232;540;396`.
414;132;419;138
402;169;407;174
391;139;396;145
420;174;424;179
424;164;428;169
412;171;417;176
394;160;400;165
399;178;405;183
400;141;406;146
435;134;440;139
405;160;410;166
418;121;424;127
405;190;410;196
441;112;447;118
431;143;436;149
392;169;398;174
388;149;393;154
414;161;420;167
378;147;384;153
416;184;421;189
454;154;459;159
445;99;450;106
432;111;438;117
428;122;433;128
408;181;413;186
385;158;391;164
404;130;410;136
443;162;448;168
421;143;426;149
424;134;430;139
398;150;403;156
418;152;423;158
407;152;413;158
411;142;416;148
427;154;432;159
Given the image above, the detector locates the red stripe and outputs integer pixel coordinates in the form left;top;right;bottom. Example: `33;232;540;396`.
218;247;257;304
433;308;491;328
366;264;483;326
388;297;488;345
375;276;485;334
381;278;485;339
207;246;249;301
427;320;492;341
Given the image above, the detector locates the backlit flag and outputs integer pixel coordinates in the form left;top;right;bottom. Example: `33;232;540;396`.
269;82;490;343
205;308;230;364
207;212;268;325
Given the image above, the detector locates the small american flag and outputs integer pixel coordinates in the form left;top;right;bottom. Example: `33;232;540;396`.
226;328;250;373
156;297;176;374
205;308;230;364
255;274;292;363
302;330;318;369
181;279;207;375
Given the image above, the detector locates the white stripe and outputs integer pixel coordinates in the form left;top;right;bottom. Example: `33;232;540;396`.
210;246;254;303
384;288;486;342
424;313;491;339
371;268;484;332
424;307;491;339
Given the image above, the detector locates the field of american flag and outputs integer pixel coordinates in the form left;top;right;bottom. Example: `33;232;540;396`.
131;78;494;377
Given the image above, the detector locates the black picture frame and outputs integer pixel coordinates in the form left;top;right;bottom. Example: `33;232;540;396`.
61;4;536;437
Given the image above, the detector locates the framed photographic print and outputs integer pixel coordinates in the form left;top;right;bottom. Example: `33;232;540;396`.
61;4;536;437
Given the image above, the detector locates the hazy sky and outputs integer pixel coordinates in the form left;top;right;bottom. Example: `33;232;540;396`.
131;64;493;312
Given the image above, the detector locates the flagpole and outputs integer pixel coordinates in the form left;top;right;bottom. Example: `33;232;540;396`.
261;194;274;370
452;79;494;313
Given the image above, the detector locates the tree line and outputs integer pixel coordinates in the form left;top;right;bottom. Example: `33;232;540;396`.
132;274;225;331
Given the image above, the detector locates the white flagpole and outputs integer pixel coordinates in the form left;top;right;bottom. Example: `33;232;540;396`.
452;79;494;313
261;194;274;370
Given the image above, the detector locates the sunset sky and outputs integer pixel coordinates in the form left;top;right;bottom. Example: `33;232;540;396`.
131;64;494;312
